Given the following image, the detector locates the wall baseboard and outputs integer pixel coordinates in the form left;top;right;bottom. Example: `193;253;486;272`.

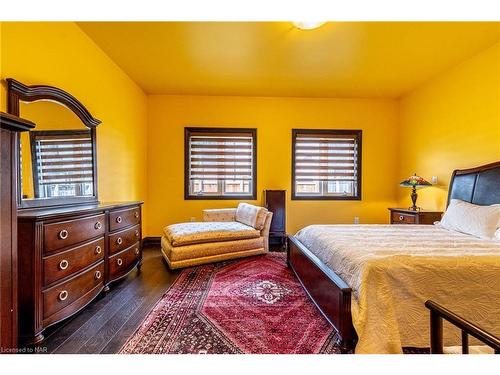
142;236;161;247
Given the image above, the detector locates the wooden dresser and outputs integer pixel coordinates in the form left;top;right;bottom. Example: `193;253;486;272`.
17;201;143;344
388;208;442;225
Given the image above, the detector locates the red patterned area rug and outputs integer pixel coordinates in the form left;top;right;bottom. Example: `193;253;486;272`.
120;253;341;354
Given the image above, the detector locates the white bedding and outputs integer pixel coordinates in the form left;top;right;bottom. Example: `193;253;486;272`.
295;224;500;354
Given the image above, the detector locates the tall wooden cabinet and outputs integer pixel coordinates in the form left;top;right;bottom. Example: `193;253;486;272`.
263;190;287;250
0;112;35;351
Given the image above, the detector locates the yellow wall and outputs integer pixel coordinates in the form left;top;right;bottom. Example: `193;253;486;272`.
397;42;500;211
0;22;149;234
2;22;498;239
147;95;399;236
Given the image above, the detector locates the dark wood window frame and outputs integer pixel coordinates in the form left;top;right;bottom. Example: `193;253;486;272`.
184;127;257;200
291;129;362;201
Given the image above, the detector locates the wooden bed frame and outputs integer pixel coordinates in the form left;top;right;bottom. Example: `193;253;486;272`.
287;161;500;354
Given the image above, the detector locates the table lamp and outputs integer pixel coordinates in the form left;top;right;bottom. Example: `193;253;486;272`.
399;174;432;211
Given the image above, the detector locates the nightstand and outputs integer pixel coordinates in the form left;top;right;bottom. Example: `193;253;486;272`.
388;208;443;225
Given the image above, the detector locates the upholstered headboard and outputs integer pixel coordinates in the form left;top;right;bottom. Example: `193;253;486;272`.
447;161;500;207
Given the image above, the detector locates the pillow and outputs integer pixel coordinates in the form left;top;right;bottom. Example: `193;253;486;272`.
235;203;268;230
438;199;500;240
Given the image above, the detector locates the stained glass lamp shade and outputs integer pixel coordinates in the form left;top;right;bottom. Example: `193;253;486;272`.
399;174;432;211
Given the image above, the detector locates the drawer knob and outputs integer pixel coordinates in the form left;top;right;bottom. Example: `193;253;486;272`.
399;215;404;221
116;216;122;224
135;248;140;256
59;290;68;301
58;229;69;240
95;221;102;230
116;237;123;245
134;212;139;219
59;259;69;270
95;245;102;255
135;230;139;237
94;270;102;280
117;258;123;266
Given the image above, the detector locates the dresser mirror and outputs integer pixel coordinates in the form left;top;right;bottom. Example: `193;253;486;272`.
7;78;101;209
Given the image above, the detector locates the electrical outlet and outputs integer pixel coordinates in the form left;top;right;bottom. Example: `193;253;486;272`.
190;217;196;222
354;216;360;224
431;176;438;184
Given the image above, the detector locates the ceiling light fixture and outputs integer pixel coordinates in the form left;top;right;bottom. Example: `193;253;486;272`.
292;22;326;30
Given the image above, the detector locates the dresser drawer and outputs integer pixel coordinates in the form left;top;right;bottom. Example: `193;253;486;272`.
391;212;416;224
108;224;141;255
109;206;141;232
43;237;105;286
109;243;141;281
44;214;106;253
42;261;104;320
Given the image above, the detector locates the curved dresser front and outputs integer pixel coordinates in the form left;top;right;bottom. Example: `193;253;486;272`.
17;201;143;345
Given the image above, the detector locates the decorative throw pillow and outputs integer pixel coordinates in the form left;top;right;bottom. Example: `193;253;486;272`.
438;199;500;240
235;203;268;230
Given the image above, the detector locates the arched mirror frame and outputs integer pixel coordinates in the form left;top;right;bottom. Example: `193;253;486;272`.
7;78;101;209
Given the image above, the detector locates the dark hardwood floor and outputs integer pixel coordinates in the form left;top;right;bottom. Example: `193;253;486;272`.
30;243;286;354
33;245;180;354
24;242;431;355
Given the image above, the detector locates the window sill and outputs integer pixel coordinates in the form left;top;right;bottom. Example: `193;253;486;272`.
184;194;257;200
291;195;361;201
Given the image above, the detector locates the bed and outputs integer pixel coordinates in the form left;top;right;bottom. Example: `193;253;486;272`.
287;161;500;354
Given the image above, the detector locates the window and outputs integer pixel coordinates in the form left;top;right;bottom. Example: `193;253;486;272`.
185;127;257;199
292;129;361;200
30;130;94;198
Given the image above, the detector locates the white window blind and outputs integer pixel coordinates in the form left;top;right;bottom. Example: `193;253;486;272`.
186;128;256;198
293;130;361;199
32;131;94;198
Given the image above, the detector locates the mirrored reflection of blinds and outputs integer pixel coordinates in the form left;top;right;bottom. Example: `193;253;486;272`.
34;132;93;186
294;132;359;181
189;131;254;180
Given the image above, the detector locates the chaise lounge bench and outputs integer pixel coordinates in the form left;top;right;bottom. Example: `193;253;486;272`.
161;203;273;269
